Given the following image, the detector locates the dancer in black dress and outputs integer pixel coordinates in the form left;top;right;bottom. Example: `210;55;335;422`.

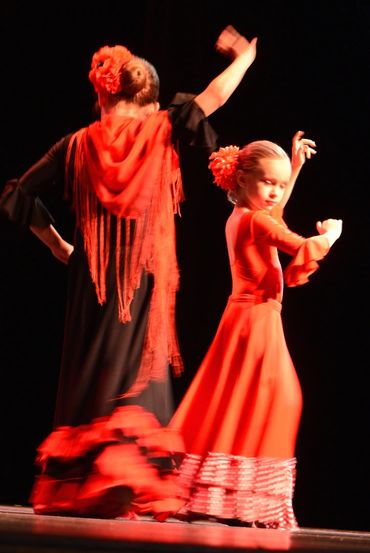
1;26;257;519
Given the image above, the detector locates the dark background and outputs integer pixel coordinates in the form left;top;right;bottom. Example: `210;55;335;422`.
0;0;368;532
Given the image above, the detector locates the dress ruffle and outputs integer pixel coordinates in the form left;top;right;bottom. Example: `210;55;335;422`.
0;179;54;228
168;93;218;151
177;453;297;529
31;405;186;519
284;235;330;286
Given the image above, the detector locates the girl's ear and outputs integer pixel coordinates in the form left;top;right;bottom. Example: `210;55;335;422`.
236;170;248;189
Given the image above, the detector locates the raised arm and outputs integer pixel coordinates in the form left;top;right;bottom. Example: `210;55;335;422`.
194;25;257;117
280;130;317;208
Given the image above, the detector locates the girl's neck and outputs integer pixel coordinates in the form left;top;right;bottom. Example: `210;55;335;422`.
234;200;250;209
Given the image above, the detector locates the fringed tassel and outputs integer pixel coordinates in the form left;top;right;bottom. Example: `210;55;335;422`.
171;166;184;217
116;218;135;323
168;289;184;377
66;122;184;400
66;130;110;306
115;215;124;321
97;209;109;301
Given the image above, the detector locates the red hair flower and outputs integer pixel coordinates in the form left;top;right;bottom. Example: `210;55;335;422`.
208;146;240;191
89;45;133;95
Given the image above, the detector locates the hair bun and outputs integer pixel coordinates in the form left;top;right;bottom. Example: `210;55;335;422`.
120;61;147;96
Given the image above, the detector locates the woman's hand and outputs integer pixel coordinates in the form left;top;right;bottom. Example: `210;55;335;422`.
195;26;257;117
30;224;74;265
51;240;74;265
215;25;257;64
291;130;317;170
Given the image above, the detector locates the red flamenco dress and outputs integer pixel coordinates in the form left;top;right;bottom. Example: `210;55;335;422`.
31;110;188;519
0;95;216;518
170;205;330;528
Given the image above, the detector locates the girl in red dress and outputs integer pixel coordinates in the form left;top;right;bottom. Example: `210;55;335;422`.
170;131;342;528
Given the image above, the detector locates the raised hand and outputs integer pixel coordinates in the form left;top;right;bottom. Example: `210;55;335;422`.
215;25;257;63
291;130;317;170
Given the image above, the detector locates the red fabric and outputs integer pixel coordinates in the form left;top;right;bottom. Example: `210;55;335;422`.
171;207;330;458
169;206;330;526
31;406;186;519
65;111;184;396
226;207;329;302
171;296;302;459
36;406;185;464
284;235;330;286
81;112;182;218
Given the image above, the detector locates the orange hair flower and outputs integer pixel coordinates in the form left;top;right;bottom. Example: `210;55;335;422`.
208;146;240;191
89;45;133;95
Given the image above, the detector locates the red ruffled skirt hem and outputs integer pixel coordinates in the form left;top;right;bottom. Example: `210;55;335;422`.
30;405;186;519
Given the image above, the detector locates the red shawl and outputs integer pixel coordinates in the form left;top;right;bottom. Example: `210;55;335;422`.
66;110;184;397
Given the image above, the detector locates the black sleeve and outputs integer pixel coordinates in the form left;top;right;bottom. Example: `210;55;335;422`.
0;134;72;228
167;93;218;153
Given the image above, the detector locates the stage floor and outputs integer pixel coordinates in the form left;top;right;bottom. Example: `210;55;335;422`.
0;505;369;553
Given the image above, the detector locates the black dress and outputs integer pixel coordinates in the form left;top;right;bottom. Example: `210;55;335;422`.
0;94;217;518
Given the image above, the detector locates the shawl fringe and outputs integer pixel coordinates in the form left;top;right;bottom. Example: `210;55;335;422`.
65;112;184;397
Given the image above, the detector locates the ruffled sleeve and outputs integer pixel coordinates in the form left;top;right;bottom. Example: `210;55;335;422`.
284;235;330;286
0;134;72;228
0;179;55;227
249;208;331;287
167;92;218;152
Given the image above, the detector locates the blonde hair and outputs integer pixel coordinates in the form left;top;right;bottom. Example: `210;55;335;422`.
238;140;289;172
229;140;289;204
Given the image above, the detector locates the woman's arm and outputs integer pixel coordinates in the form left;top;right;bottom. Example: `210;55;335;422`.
194;25;257;117
280;130;317;208
30;224;73;265
1;134;74;263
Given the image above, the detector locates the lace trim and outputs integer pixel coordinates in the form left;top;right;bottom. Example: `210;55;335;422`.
178;452;298;529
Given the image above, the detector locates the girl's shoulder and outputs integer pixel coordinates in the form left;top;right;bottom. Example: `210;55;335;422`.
233;207;286;241
226;207;255;240
249;205;285;226
228;206;285;234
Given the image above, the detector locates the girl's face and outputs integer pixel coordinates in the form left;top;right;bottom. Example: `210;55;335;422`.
237;157;291;211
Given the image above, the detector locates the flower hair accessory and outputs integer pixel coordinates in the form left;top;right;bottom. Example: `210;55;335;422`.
208;146;240;191
89;45;133;96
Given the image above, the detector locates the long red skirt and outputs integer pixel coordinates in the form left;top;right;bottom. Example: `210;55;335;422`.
170;296;302;528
